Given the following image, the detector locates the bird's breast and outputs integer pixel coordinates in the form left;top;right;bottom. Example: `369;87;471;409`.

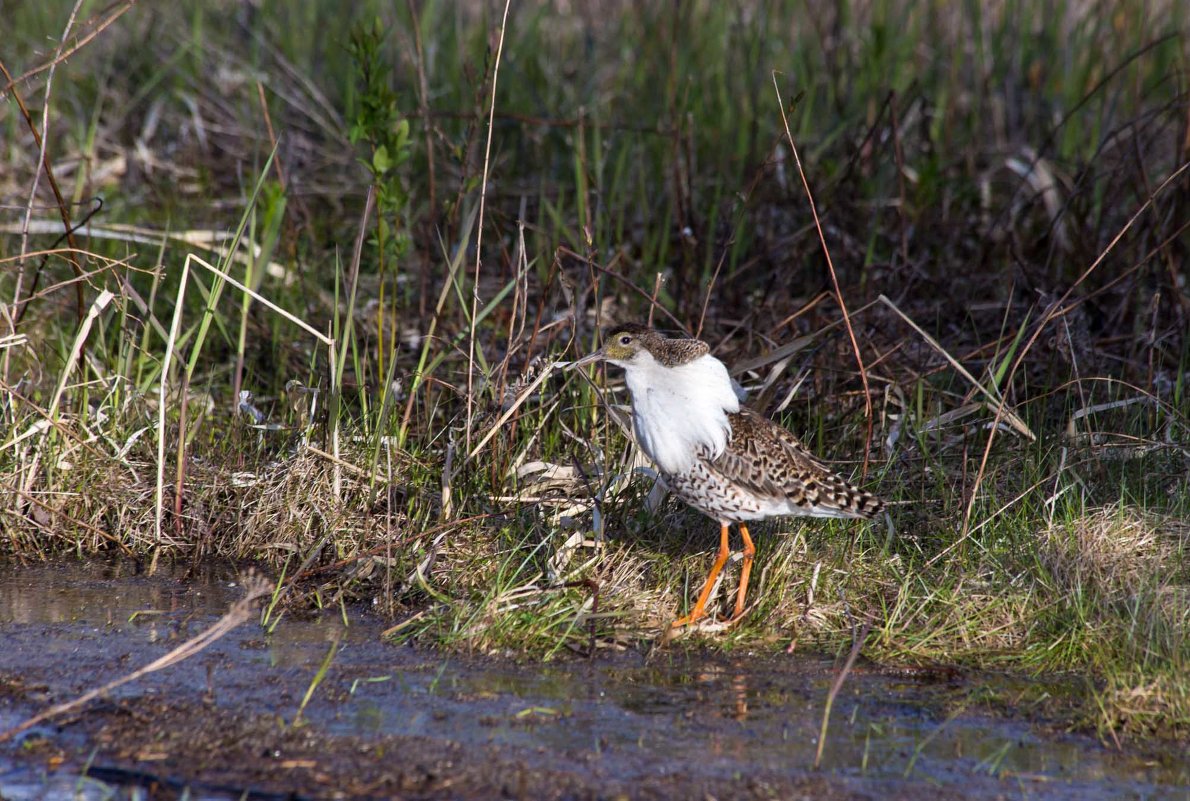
620;353;739;475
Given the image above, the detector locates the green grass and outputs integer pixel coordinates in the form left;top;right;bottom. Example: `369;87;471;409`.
2;0;1189;743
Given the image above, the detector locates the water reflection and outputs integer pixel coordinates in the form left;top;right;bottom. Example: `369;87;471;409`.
1;559;1187;801
0;559;237;626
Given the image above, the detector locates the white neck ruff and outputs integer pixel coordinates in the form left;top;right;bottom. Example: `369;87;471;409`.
622;351;740;475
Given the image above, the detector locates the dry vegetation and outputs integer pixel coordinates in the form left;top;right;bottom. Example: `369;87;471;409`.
2;0;1189;742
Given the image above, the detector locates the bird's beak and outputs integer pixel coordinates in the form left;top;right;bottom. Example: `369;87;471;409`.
564;350;604;371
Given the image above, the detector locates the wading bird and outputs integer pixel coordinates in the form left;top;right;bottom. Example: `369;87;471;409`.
571;323;884;628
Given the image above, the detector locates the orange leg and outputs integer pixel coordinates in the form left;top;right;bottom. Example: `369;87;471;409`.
671;523;731;628
729;523;755;623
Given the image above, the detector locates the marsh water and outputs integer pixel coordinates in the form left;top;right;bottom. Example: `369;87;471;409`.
0;561;1186;800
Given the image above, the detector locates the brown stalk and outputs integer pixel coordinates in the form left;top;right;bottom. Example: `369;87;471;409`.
772;72;874;475
888;91;911;268
406;0;437;216
339;184;376;388
0;57;84;323
255;81;288;192
465;0;513;453
695;249;730;340
405;0;437;320
494;218;530;423
815;621;870;769
1;0;134;93
647;272;664;328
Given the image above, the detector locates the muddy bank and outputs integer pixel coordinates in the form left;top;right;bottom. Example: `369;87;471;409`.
0;560;1186;800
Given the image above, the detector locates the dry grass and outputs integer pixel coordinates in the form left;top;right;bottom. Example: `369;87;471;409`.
1040;505;1188;598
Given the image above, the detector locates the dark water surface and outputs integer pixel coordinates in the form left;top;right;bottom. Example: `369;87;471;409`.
0;560;1186;800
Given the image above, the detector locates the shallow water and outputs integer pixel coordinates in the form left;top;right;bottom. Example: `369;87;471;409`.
0;560;1186;800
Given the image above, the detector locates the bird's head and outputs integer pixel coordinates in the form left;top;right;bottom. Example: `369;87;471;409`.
566;324;708;371
596;323;655;367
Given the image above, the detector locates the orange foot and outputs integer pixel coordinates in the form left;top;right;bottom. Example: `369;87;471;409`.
671;523;752;629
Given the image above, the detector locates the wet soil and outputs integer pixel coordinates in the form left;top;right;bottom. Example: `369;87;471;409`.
0;560;1186;800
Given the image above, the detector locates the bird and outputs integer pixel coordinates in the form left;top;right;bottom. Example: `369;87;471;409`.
569;323;884;629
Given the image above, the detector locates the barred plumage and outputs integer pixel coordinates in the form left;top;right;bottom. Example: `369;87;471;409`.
682;408;885;522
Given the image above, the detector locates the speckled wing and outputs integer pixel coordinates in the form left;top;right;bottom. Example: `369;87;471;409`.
708;408;884;519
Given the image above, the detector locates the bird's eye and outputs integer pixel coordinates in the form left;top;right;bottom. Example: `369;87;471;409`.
618;335;632;346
